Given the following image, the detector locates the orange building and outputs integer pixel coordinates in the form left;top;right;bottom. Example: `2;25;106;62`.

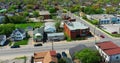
34;50;58;63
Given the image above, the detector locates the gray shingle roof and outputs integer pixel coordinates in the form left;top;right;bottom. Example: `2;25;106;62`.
69;44;87;58
0;35;6;42
12;28;25;34
33;26;44;35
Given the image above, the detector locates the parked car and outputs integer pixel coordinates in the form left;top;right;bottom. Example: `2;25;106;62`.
112;32;118;34
62;52;67;57
11;45;20;48
100;35;105;38
56;53;61;59
34;43;42;47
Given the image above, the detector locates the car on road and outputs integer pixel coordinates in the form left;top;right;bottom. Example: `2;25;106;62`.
11;45;20;48
34;43;42;47
62;52;67;57
100;35;105;38
112;32;117;34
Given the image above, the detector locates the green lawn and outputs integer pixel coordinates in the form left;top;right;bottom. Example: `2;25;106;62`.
101;29;120;37
15;56;26;59
9;41;12;46
13;39;29;46
15;22;43;29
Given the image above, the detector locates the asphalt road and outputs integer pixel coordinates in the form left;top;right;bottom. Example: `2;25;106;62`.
0;41;94;59
0;11;120;59
66;12;120;44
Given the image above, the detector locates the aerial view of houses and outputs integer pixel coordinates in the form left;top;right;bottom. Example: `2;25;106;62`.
0;0;120;63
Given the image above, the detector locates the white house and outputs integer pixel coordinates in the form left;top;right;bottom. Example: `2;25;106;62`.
10;28;26;41
0;35;6;46
95;41;120;63
33;27;44;42
44;22;56;33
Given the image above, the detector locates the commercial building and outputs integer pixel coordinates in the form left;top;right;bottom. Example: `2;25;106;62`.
95;41;120;63
64;21;90;39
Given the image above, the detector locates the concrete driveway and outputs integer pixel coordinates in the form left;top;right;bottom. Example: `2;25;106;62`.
27;31;34;45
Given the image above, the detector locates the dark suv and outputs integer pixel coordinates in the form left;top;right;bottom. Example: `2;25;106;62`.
11;45;20;48
34;44;42;47
62;52;67;57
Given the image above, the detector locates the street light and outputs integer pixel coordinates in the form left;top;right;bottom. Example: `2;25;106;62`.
51;39;54;50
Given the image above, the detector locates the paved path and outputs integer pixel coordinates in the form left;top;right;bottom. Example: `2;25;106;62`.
27;31;34;45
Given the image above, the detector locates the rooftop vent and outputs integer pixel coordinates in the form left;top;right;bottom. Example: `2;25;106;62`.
67;22;73;26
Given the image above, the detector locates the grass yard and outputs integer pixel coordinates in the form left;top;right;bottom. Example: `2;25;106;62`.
101;29;120;37
15;56;26;59
13;39;29;46
15;22;43;29
9;41;12;46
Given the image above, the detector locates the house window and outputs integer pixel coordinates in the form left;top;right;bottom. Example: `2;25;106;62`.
116;56;119;59
17;34;20;35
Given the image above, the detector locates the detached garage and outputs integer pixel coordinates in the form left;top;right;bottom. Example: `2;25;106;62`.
47;32;64;41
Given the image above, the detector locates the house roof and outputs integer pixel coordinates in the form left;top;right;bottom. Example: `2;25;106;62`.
39;11;50;15
96;41;120;56
34;50;57;63
45;22;55;26
89;14;114;20
44;22;56;33
47;32;64;37
44;26;56;33
69;44;87;57
104;47;120;56
50;50;56;56
96;41;119;50
12;28;25;34
33;27;44;35
0;35;6;42
65;21;88;30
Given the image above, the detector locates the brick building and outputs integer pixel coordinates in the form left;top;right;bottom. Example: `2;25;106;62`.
64;21;90;39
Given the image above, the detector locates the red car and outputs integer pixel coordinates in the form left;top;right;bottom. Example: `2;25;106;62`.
100;35;105;38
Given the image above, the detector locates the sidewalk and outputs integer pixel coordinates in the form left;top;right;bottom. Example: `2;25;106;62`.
27;31;34;45
43;35;100;46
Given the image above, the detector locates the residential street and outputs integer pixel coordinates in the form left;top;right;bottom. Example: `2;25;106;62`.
66;11;120;42
0;40;95;60
0;11;120;60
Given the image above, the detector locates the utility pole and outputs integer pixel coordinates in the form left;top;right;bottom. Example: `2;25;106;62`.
94;25;96;43
52;40;54;50
119;26;120;34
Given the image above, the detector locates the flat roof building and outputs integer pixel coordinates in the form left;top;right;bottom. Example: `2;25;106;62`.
64;21;91;39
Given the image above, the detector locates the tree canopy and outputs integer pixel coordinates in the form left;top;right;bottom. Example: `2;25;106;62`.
0;24;15;37
3;15;27;24
74;48;101;63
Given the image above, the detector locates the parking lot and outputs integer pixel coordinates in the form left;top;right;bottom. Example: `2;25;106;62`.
101;24;120;34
